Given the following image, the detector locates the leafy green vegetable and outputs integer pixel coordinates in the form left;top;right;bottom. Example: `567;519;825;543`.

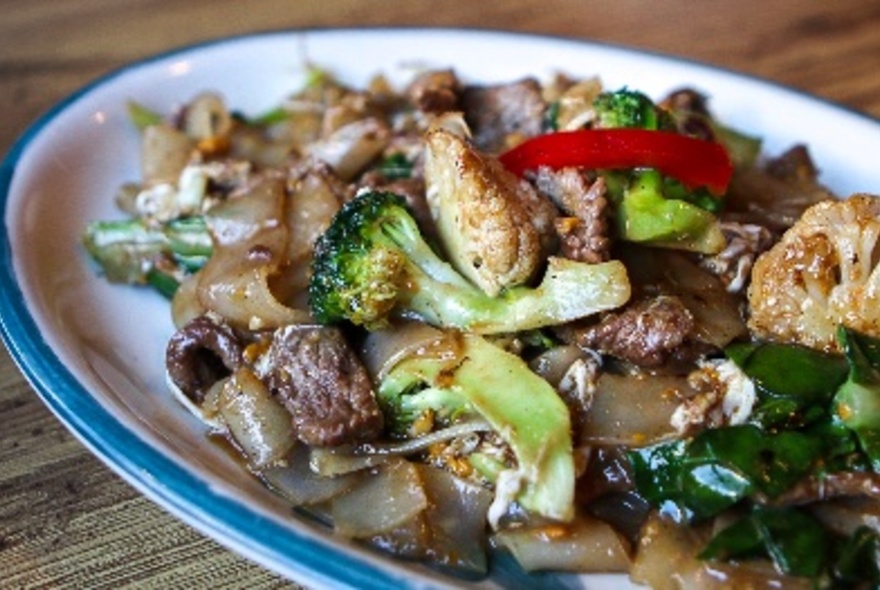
126;100;163;131
701;507;880;585
832;526;880;586
633;332;880;585
726;340;848;427
629;424;824;522
834;326;880;470
700;506;830;578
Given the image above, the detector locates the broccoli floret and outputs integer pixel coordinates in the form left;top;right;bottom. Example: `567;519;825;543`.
308;190;631;333
377;332;574;523
615;169;726;253
378;376;471;435
592;87;672;131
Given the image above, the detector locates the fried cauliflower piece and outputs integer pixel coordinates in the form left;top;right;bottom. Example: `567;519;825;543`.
424;114;556;296
747;194;880;351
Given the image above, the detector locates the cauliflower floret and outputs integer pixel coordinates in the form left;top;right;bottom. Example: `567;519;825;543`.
747;194;880;351
424;114;557;296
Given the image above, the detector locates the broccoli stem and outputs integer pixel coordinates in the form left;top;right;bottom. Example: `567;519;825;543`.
615;169;725;253
403;256;631;334
380;333;575;522
83;216;212;285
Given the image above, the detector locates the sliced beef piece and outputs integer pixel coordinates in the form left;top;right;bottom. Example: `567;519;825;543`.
565;296;696;368
658;88;716;141
461;78;546;153
166;315;243;404
764;143;822;183
531;167;611;263
557;244;747;370
770;471;880;506
406;69;461;114
260;325;383;447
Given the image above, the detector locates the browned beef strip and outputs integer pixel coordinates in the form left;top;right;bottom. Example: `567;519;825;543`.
166;315;243;404
768;471;880;506
461;78;546;153
530;167;611;263
406;69;461;114
569;296;696;367
764;144;821;183
261;325;383;447
658;88;716;141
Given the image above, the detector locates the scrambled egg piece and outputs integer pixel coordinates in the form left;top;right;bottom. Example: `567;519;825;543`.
747;194;880;351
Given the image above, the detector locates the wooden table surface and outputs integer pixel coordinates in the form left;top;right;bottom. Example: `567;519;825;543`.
2;1;880;588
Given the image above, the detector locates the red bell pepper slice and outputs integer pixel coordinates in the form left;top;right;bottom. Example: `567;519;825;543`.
498;129;734;196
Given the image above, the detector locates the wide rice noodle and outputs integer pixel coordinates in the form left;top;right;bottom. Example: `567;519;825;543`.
196;175;312;329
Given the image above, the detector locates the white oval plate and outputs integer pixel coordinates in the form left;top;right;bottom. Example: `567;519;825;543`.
2;28;880;590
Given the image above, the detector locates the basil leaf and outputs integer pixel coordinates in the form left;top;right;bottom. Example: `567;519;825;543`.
700;507;828;578
832;526;880;586
691;425;821;498
629;425;823;522
702;508;880;585
726;341;847;427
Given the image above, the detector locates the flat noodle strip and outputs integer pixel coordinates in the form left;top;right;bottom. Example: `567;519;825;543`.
197;175;313;329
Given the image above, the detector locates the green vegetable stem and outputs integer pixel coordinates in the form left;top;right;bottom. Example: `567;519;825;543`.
83;216;211;296
377;333;575;522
